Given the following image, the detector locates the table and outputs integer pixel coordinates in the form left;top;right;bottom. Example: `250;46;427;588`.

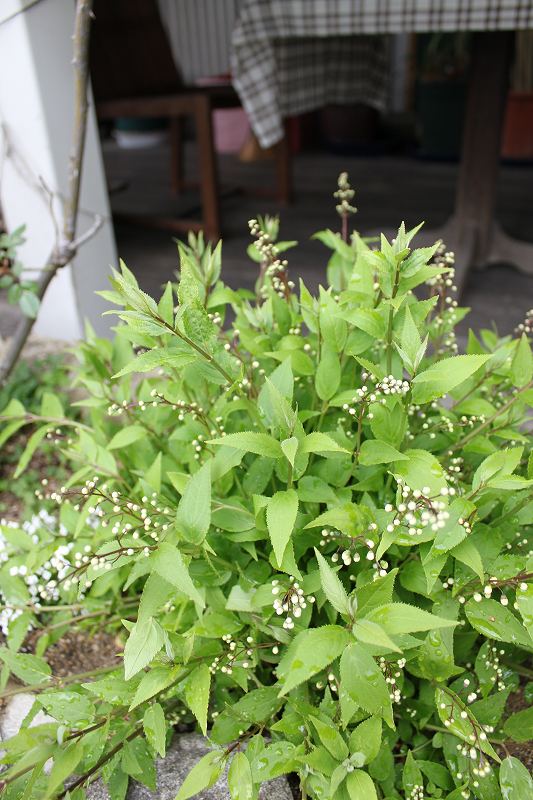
231;1;533;292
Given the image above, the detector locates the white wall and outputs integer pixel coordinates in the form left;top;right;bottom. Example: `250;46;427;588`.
0;0;117;341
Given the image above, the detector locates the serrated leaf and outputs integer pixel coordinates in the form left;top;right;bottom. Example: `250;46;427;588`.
123;617;165;680
277;626;351;696
510;334;533;388
364;603;457;634
411;355;490;404
143;702;166;756
465;599;532;649
266;489;298;564
183;664;211;736
228;752;253;800
300;431;349;455
359;439;408;465
435;687;500;762
340;643;394;728
108;425;146;450
500;755;533;799
346;769;378;800
314;548;350;615
208;432;283;458
175;751;223;800
176;460;211;544
153;542;205;608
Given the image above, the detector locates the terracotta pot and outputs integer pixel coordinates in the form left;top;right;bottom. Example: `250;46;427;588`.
502;91;533;159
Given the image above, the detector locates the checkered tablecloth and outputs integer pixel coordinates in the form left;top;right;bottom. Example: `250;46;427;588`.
231;0;533;148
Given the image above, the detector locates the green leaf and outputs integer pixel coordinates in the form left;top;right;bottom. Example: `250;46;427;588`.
340;643;394;727
346;768;378;800
510;334;533;388
472;447;523;491
113;347;195;378
228;752;253;800
300;431;349;455
277;625;351;696
281;436;299;467
314;548;350;616
44;741;83;798
352;619;401;653
175;750;223;800
348;716;382;766
153;542;205;608
310;715;349;761
183;664;211;736
364;603;457;635
503;707;533;742
465;598;532;649
315;343;341;401
411;355;490;404
19;289;40;318
402;750;423;799
123;617;165;680
108;425;146;450
14;425;51;478
499;755;533;799
176;460;211;544
208;432;283;458
144;702;167;756
0;648;51;684
392;449;446;494
359;439;408;465
435;687;500;762
38;691;95;726
266;489;299;564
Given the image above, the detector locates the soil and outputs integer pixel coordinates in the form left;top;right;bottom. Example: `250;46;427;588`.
36;630;122;678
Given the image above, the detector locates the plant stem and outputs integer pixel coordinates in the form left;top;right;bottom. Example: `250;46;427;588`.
0;664;117;700
385;262;402;374
450;379;533;451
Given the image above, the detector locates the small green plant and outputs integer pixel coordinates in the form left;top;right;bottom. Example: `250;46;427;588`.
0;226;40;318
0;354;74;516
0;176;532;800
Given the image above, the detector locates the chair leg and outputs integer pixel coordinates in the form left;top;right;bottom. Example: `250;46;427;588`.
170;117;184;194
275;130;292;205
194;94;220;242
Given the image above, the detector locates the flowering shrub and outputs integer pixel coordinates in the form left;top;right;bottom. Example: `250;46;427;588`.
1;178;532;800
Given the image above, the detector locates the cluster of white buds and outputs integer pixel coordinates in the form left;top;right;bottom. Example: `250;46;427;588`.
333;172;357;218
379;657;405;704
515;308;533;335
108;393;209;425
315;671;338;694
207;311;222;325
386;479;452;537
409;785;424;800
288;325;301;335
209;634;255;675
481;644;507;691
319;524;380;572
272;577;314;630
342;373;410;419
248;219;294;300
0;512;80;627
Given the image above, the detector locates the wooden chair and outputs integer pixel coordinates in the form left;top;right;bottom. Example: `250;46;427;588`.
90;0;291;242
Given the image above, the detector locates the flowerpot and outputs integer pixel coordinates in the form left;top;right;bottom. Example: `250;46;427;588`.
502;91;533;160
416;80;466;160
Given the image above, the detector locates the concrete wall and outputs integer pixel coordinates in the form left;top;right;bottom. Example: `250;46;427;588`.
0;0;117;341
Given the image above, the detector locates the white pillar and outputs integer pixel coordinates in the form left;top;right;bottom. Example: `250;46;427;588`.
0;0;117;341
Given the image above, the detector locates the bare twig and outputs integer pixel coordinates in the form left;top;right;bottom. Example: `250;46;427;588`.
0;0;95;386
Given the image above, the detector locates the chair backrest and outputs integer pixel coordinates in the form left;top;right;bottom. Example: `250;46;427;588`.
90;0;183;102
